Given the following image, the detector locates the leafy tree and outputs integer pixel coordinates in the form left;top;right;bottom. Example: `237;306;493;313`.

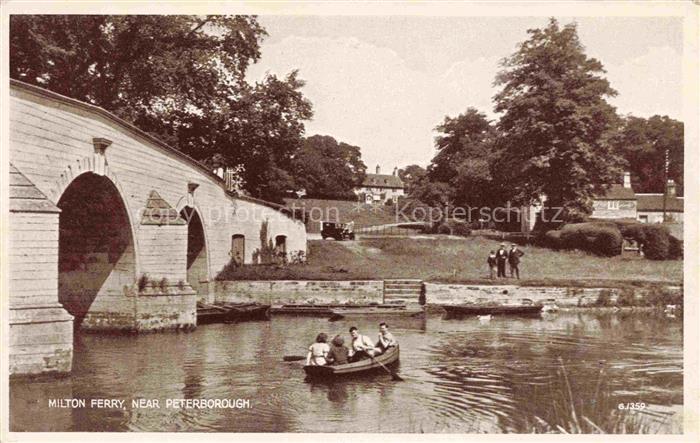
613;115;683;195
291;135;366;200
10;15;312;201
429;108;503;209
397;164;427;195
494;18;624;221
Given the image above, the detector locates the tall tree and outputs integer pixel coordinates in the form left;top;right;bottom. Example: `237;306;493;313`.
613;115;683;195
10;15;313;201
291;135;366;200
494;18;624;221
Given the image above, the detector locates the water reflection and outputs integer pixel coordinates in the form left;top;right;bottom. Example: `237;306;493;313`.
10;312;682;433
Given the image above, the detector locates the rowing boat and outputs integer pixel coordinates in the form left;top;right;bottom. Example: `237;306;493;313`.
196;302;270;324
442;298;543;317
328;306;424;320
303;345;400;378
219;302;270;320
270;302;409;317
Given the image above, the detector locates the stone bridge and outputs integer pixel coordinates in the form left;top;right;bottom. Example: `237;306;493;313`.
8;80;307;377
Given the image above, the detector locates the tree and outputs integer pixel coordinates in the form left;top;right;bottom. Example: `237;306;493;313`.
291;135;366;200
613;115;683;195
397;164;427;195
428;108;503;209
494;18;625;221
10;15;313;201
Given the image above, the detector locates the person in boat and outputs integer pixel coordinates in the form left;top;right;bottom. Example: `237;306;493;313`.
508;243;525;279
487;250;497;280
495;243;508;278
348;326;376;362
375;322;398;354
305;332;330;366
326;334;350;366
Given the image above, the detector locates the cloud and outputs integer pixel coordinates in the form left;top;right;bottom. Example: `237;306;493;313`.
604;46;682;119
247;35;682;170
247;35;503;169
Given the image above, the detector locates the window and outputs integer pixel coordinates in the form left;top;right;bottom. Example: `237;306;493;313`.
638;215;648;223
607;201;619;210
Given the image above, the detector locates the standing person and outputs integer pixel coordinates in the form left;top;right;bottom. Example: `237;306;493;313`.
487;250;498;280
326;335;350;366
508;243;525;279
348;326;375;362
305;333;330;366
375;322;398;354
496;243;508;278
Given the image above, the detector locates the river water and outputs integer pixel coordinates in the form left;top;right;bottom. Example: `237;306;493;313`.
10;311;682;433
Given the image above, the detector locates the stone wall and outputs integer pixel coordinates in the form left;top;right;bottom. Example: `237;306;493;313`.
214;280;384;305
425;282;682;307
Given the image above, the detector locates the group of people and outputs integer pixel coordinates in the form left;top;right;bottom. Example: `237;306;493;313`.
305;323;398;366
487;243;525;279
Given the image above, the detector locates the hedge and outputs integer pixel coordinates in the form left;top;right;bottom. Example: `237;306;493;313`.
619;223;679;260
544;220;682;260
558;222;623;257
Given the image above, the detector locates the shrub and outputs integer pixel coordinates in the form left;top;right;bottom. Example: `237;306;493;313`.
431;219;471;236
559;222;622;257
137;274;149;291
543;230;562;249
638;225;670;260
668;235;683;260
618;222;680;260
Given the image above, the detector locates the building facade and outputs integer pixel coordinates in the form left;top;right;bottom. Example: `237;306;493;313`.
354;165;405;204
590;172;683;224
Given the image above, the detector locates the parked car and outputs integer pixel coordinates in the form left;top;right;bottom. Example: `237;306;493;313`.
321;221;355;240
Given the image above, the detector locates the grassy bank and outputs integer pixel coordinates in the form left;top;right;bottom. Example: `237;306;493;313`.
216;237;682;286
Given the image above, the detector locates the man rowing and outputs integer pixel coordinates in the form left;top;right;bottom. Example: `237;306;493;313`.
348;326;376;362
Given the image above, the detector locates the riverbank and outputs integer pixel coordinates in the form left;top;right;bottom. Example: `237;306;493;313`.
216;238;682;286
214;279;681;308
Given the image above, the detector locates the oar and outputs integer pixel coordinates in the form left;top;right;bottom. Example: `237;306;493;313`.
370;354;403;381
283;355;307;362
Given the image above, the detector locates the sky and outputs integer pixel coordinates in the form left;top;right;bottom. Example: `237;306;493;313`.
245;16;683;172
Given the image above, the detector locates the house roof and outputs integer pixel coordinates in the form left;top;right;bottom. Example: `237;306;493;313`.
636;194;684;213
593;184;637;200
360;173;404;189
9;163;61;213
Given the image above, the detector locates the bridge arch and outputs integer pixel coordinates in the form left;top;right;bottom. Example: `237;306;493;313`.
179;205;211;297
56;168;138;328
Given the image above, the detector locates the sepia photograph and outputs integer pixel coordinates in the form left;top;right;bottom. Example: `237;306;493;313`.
1;1;697;439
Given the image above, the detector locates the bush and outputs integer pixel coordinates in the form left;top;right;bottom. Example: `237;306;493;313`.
559;222;623;257
432;219;472;237
542;230;562;249
668;235;683;259
641;225;670;260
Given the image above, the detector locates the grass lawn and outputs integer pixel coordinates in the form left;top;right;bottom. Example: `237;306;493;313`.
216;236;682;286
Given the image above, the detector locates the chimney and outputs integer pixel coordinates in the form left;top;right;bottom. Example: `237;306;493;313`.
393;167;398;176
376;164;380;174
666;179;676;197
623;172;631;189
